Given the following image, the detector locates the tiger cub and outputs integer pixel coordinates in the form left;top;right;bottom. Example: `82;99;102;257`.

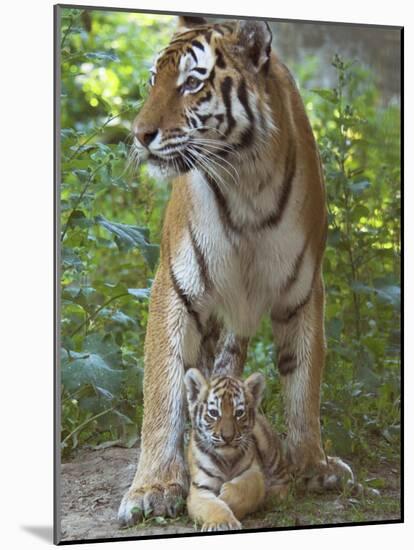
184;368;289;531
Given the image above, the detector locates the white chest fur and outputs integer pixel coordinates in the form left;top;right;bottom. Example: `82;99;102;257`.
176;171;314;337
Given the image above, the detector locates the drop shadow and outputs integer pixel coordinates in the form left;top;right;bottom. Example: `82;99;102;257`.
21;525;54;543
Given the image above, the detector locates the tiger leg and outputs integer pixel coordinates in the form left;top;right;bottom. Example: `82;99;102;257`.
219;467;266;519
213;332;249;377
196;316;222;377
187;485;242;532
118;265;202;526
272;272;354;490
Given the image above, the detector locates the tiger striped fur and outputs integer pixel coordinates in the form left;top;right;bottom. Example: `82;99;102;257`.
184;369;290;531
118;15;354;526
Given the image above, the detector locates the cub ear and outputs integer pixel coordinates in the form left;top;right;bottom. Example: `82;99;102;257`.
236;20;272;72
184;368;207;406
245;372;266;408
178;15;208;30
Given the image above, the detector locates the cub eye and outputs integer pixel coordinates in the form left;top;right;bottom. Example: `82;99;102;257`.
148;73;156;87
235;409;244;418
184;76;202;93
208;409;219;418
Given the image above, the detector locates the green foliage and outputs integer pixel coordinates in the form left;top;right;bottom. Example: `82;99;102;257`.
60;10;400;464
60;9;174;456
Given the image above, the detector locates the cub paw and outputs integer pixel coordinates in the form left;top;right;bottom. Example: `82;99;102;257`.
197;501;242;532
219;482;239;509
118;482;185;527
201;518;242;532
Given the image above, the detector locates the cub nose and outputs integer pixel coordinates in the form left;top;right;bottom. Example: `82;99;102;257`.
135;128;159;148
221;430;234;444
222;434;232;444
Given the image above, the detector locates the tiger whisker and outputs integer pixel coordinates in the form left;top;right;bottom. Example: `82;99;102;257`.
186;147;230;189
126;146;141;174
189;138;240;158
188;146;239;187
187;133;237;151
189;143;240;183
184;148;229;192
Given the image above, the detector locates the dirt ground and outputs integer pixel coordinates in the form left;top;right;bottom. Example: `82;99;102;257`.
59;445;401;543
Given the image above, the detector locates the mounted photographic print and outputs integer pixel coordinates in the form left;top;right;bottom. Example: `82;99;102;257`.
54;3;403;544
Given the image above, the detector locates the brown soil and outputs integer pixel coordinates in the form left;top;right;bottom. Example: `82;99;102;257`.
59;445;401;543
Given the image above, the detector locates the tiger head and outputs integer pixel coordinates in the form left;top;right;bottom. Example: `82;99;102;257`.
184;368;265;449
131;16;274;178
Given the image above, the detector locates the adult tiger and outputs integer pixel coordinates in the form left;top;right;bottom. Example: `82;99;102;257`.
118;15;353;526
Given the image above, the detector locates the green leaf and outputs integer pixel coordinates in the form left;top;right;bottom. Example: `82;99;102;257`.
351;205;370;220
95;215;160;269
95;386;114;400
67;209;92;229
108;310;137;326
61;334;124;393
356;361;380;391
112;409;135;425
375;285;400;308
324;421;352;455
62;284;81;299
327;227;341;246
83;333;122;368
382;425;400;443
61;350;124;394
73;169;90;182
327;318;343;340
311;88;338;103
366;478;386;489
351;281;400;308
93;281;128;298
85;51;120;62
348;180;371;194
61;248;84;271
128;288;151;300
350;281;373;295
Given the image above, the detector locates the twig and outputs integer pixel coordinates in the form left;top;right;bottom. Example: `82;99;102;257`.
67;108;132;162
60;10;83;50
60;161;109;242
61;407;114;447
69;293;129;337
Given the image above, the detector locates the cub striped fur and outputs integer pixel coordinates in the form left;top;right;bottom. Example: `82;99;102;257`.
184;368;289;531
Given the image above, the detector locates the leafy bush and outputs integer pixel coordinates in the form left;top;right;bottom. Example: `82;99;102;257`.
60;9;174;455
59;9;400;462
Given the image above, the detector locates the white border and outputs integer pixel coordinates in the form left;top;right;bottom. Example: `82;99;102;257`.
1;0;410;548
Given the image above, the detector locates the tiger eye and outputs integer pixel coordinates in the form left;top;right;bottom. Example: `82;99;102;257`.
186;76;201;90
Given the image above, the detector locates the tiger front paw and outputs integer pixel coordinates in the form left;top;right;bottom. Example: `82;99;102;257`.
303;456;355;493
219;481;240;510
201;516;242;532
118;482;186;527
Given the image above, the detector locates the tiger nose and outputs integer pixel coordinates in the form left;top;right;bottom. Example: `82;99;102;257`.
221;428;235;444
135;128;159;148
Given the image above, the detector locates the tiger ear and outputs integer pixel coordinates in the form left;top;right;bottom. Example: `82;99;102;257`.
184;368;207;406
245;372;266;407
235;20;272;72
178;15;208;30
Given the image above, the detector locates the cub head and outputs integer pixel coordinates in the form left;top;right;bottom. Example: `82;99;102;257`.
184;368;265;448
131;16;273;177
